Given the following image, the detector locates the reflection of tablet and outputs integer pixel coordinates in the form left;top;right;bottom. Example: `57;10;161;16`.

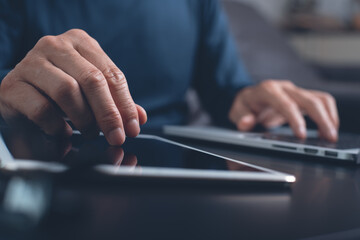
0;126;295;185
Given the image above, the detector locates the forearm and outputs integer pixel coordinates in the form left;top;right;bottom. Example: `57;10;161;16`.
194;0;253;126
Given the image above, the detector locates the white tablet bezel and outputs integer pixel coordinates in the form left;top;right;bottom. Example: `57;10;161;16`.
0;130;295;184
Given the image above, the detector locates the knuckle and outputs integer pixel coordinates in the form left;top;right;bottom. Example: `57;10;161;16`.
66;28;89;38
321;92;331;99
301;93;315;106
113;78;129;94
103;68;126;84
54;79;78;101
260;79;278;90
100;107;121;128
37;35;58;48
88;37;101;48
324;92;333;99
36;35;72;54
311;98;323;110
35;57;48;68
282;80;295;88
79;69;106;89
65;29;97;45
323;93;336;103
15;56;51;84
120;103;138;120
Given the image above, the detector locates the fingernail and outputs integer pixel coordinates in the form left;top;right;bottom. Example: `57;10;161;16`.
329;128;338;141
241;115;253;124
64;124;73;136
297;126;307;138
125;119;140;138
108;128;125;145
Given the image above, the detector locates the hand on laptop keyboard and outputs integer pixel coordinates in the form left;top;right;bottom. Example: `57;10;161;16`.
228;80;339;142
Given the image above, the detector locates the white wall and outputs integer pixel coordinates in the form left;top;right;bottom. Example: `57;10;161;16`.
233;0;355;24
317;0;354;22
232;0;288;24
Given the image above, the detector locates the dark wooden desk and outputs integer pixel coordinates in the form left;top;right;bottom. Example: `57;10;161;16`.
1;127;360;240
33;136;360;240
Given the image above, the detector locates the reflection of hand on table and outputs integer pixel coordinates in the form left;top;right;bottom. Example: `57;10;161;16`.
6;128;72;161
107;147;138;168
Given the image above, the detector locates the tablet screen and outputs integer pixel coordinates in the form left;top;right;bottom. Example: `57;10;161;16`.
0;127;266;174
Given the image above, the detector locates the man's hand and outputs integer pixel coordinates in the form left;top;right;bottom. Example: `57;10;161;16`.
0;29;147;145
229;80;339;142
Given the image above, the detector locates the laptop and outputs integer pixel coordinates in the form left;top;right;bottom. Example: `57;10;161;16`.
0;125;295;186
163;125;360;163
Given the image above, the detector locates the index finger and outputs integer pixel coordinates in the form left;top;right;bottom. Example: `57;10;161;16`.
64;30;144;137
46;48;126;145
267;91;307;139
286;88;337;142
311;91;339;129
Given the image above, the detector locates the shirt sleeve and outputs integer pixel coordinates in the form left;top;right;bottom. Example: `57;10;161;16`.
0;0;25;82
192;0;252;127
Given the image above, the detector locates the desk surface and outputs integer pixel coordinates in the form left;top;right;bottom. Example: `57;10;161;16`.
3;132;360;240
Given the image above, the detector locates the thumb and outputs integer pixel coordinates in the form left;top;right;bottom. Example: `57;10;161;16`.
237;113;256;131
229;100;256;131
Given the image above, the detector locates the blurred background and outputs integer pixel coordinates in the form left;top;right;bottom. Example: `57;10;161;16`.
221;0;360;133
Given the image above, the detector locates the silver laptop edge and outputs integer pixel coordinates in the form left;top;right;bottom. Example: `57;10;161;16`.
163;126;360;163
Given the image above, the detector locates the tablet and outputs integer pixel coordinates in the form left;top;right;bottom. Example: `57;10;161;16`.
0;126;295;185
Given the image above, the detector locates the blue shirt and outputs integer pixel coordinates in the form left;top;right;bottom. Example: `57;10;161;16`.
0;0;251;127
